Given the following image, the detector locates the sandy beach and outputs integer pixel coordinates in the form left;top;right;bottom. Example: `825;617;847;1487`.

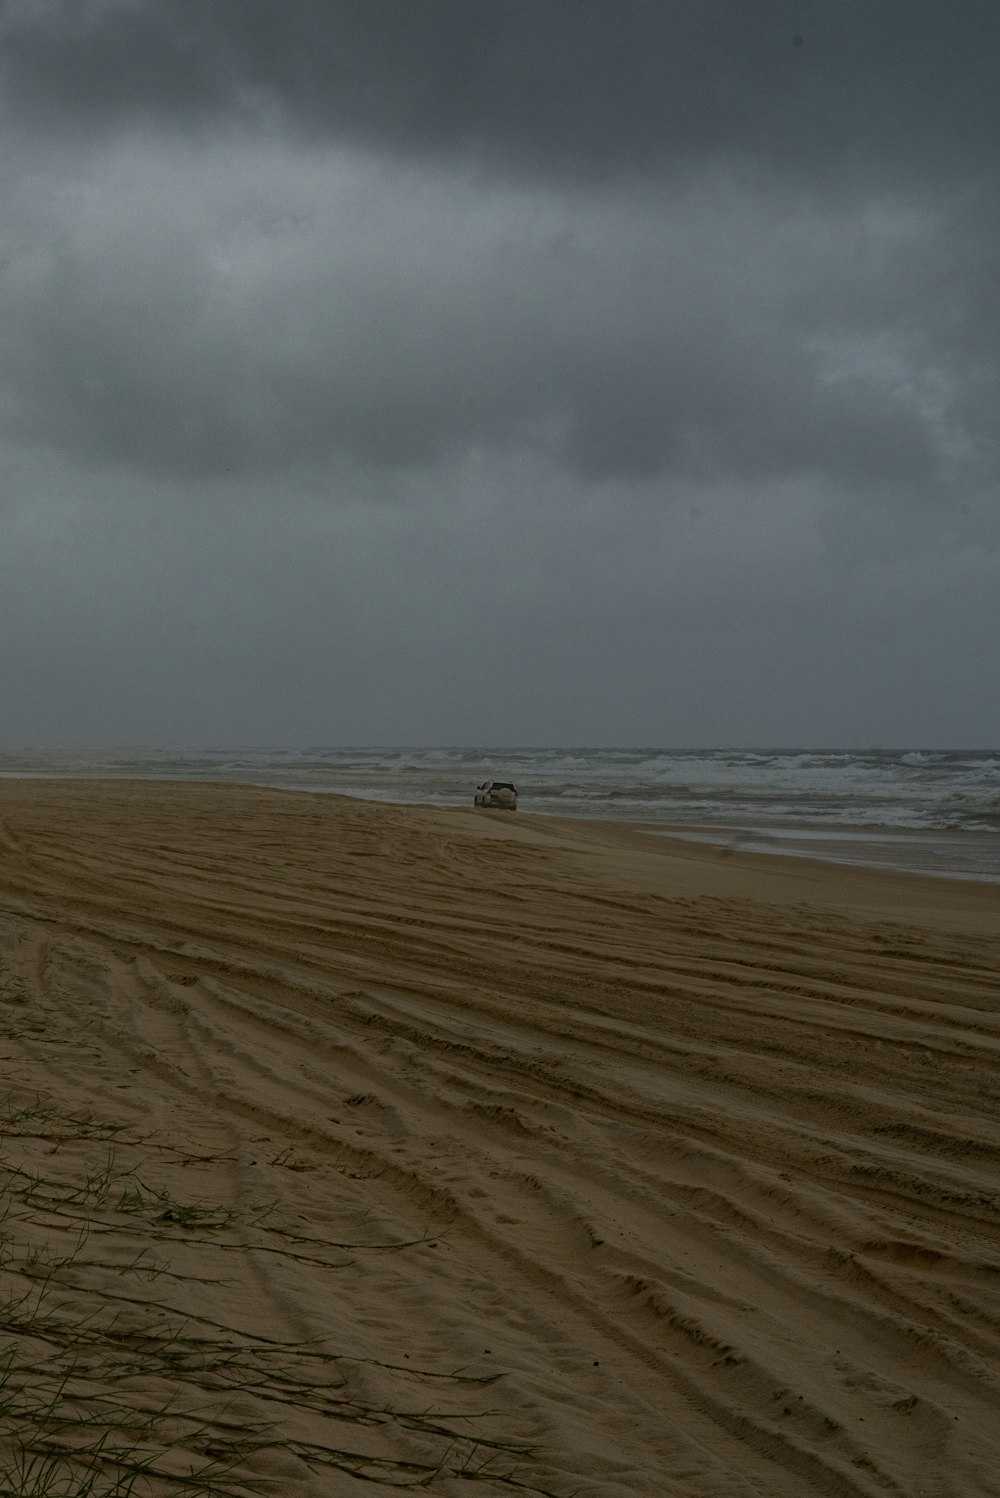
1;778;999;1498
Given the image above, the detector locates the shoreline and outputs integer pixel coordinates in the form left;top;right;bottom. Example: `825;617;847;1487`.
1;773;997;935
2;768;998;887
639;817;1000;885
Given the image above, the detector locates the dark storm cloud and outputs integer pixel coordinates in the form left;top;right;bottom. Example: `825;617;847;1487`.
0;146;948;487
0;0;995;495
3;0;1000;188
1;1;998;751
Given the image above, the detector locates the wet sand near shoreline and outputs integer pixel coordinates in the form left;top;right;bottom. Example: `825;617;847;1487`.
644;820;1000;886
1;778;999;1497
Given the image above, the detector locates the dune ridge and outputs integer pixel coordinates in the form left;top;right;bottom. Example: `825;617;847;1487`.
1;779;999;1497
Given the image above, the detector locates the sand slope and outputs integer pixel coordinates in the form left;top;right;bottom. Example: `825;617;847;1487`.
1;780;999;1497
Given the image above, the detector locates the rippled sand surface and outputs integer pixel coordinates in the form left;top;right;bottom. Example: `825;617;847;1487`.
1;780;999;1497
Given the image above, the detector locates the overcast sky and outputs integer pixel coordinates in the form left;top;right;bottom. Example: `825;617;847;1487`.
1;0;997;748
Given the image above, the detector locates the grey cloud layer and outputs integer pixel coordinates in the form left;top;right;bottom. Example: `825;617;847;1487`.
0;142;974;488
4;0;1000;190
1;1;997;745
3;452;996;745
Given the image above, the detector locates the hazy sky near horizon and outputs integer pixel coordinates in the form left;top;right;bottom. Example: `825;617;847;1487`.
2;0;998;748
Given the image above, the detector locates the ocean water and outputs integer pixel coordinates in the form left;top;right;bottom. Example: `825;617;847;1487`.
2;746;998;883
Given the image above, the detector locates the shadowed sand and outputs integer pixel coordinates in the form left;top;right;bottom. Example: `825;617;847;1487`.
1;779;999;1497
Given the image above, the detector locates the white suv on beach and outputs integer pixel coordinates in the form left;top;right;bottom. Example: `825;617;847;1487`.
474;780;518;810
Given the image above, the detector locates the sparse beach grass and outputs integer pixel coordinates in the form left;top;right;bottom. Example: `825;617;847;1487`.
0;960;552;1497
